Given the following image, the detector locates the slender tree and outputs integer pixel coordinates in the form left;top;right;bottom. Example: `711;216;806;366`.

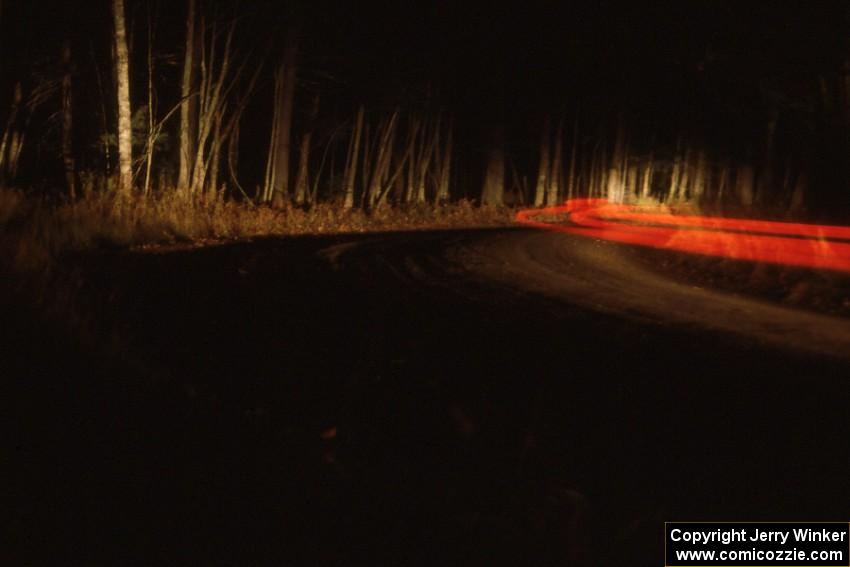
112;0;133;195
481;124;505;206
546;117;564;205
0;82;23;185
342;105;364;208
294;93;319;205
270;34;298;207
187;7;265;197
177;0;196;192
434;117;453;203
533;117;550;206
566;114;579;200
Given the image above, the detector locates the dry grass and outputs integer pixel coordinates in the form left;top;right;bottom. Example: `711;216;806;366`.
0;189;514;367
0;189;514;278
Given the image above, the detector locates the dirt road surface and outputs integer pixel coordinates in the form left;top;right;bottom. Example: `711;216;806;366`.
8;227;850;565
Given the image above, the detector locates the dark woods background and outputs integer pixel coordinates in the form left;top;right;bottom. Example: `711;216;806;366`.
1;0;849;217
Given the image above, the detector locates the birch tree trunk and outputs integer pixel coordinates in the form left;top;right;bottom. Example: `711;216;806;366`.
177;0;196;193
112;0;133;196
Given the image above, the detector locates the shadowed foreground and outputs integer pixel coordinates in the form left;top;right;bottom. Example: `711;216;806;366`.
8;228;850;566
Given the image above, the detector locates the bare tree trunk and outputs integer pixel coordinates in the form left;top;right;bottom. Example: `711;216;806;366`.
736;163;755;207
405;113;437;204
481;125;505;206
311;119;345;203
626;163;638;202
177;0;196;193
412;114;438;203
546;118;563;205
716;156;729;204
208;109;224;196
112;0;133;196
143;2;155;197
534;117;550;206
227;116;247;199
691;150;707;201
360;121;372;205
677;146;691;201
294;94;319;205
366;110;400;209
405;141;415;202
606;123;626;203
293;130;312;206
190;12;236;195
435;118;453;203
271;37;298;207
668;138;681;201
0;82;22;185
7;130;24;181
61;41;77;199
403;115;419;202
606;167;622;202
90;42;113;178
641;149;654;199
588;143;598;197
343;105;364;208
566;115;579;200
263;75;280;203
375;113;419;208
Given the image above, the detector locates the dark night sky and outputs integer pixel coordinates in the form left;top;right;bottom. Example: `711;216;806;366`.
277;1;844;162
1;0;848;201
4;0;844;123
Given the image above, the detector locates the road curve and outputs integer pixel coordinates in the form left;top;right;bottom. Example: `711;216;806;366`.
464;230;850;360
324;226;850;361
12;224;850;565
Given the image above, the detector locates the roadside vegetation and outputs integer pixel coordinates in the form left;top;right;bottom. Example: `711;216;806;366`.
3;0;850;324
0;188;511;278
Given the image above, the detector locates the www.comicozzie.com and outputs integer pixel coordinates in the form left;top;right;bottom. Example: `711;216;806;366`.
665;523;850;566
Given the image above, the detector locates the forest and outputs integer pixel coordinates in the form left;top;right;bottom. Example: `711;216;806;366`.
8;3;850;565
1;0;849;234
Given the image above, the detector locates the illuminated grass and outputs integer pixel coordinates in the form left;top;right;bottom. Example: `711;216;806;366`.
0;189;513;278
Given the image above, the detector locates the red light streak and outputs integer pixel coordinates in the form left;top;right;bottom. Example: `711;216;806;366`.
516;198;850;272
